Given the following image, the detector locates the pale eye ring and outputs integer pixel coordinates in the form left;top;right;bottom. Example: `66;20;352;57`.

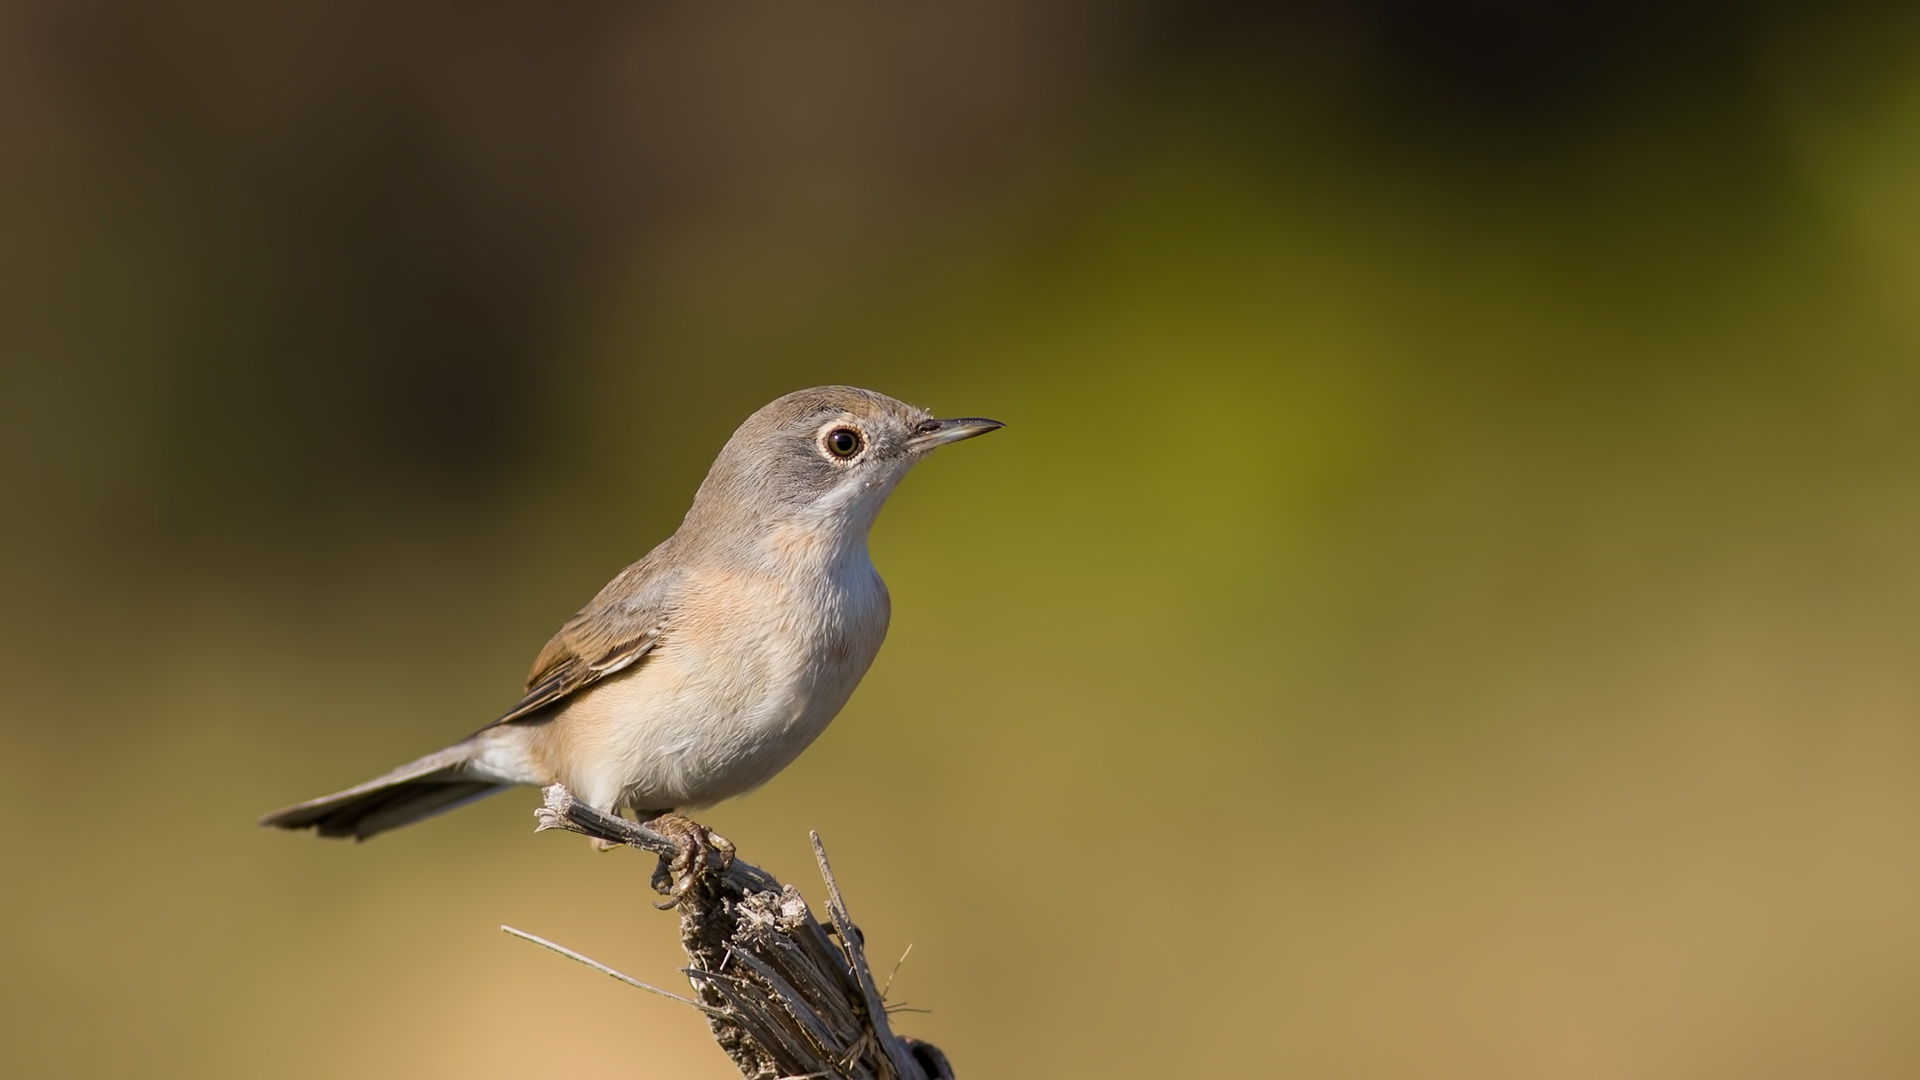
823;426;864;459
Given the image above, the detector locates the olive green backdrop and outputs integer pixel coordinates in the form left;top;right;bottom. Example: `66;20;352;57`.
5;4;1920;1077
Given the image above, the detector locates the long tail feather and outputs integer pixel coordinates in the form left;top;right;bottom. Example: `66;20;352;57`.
259;742;511;840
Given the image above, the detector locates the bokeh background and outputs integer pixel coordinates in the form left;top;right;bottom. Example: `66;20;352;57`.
6;2;1920;1076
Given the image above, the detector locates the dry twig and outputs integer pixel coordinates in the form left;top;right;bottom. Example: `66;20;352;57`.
508;784;955;1080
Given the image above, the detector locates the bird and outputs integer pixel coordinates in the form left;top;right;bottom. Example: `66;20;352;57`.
260;385;1001;880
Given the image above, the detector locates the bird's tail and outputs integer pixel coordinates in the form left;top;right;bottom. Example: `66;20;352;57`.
258;741;510;840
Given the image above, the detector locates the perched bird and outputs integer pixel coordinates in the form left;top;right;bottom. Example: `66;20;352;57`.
261;386;1001;872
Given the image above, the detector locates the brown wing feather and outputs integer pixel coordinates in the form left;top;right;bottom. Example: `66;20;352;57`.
475;619;661;731
473;558;679;733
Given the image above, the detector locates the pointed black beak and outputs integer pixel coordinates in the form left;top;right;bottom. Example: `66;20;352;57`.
905;416;1004;453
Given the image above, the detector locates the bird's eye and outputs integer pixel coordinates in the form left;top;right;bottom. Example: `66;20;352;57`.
824;427;864;459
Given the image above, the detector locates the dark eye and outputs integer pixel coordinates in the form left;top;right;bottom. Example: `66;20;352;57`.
824;427;864;459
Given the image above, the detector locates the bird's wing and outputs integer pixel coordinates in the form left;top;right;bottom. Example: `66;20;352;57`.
473;561;677;732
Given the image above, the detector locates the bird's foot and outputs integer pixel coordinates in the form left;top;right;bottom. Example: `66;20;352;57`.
641;812;735;908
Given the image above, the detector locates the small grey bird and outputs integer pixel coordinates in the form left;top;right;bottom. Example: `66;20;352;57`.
261;386;1001;852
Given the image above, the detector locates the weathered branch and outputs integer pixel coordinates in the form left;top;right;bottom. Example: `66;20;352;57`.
509;784;955;1080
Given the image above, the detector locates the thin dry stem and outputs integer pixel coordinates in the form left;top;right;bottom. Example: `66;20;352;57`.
509;785;955;1080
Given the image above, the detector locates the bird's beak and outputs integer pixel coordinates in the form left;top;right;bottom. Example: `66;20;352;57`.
906;416;1004;453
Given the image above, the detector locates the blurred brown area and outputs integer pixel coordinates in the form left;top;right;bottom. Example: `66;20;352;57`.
5;2;1920;1076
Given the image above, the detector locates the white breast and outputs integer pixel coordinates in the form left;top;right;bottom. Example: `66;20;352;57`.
554;551;892;812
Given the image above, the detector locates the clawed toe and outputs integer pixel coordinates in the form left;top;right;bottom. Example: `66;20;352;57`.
641;812;732;908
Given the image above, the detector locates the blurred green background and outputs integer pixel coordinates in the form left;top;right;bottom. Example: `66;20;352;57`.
5;2;1920;1076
